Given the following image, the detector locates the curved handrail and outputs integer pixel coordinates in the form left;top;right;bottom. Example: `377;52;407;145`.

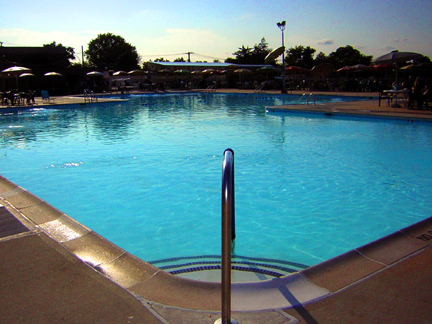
222;148;235;244
221;148;235;324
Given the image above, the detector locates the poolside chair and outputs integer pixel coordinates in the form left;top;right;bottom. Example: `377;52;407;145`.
378;91;392;107
41;90;55;103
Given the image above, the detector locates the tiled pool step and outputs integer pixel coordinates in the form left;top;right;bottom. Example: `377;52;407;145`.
150;255;309;282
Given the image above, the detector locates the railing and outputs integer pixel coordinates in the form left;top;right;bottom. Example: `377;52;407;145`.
254;83;266;93
216;148;238;324
84;89;98;103
297;92;316;105
205;84;216;92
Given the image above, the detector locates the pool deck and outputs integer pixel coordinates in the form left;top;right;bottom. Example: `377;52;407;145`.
1;90;432;323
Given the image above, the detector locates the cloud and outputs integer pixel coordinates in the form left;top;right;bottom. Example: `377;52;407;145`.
0;28;96;52
380;45;396;51
392;38;408;43
317;39;334;45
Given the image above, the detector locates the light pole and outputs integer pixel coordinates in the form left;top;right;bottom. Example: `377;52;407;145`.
277;21;287;94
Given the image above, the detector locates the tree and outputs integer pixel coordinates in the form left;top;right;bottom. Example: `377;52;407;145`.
43;41;75;68
314;52;330;66
226;38;271;64
328;45;372;69
174;57;186;62
285;45;316;69
154;57;170;62
229;45;253;64
85;33;139;71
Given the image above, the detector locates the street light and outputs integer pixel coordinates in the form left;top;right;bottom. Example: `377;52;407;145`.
277;20;287;94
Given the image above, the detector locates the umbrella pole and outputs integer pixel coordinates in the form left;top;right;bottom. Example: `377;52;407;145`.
395;64;398;89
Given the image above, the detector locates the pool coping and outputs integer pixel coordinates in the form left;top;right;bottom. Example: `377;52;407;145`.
1;174;432;323
1;90;432;122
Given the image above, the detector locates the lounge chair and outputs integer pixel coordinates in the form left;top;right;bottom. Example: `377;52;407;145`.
41;90;55;103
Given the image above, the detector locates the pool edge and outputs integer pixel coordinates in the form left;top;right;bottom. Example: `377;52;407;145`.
1;174;432;316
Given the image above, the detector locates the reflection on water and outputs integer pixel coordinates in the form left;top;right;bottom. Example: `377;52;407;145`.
0;93;431;266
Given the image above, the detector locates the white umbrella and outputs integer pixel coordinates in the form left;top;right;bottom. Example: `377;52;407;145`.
2;66;31;74
86;71;104;91
1;66;32;89
87;71;104;76
19;73;35;77
128;70;147;76
44;72;63;77
19;73;36;92
44;72;63;94
113;71;128;76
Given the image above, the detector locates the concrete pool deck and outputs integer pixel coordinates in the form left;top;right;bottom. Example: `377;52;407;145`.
1;90;432;323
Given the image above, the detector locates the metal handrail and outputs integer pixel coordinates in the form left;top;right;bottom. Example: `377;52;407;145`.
218;148;237;324
297;92;316;105
307;93;316;105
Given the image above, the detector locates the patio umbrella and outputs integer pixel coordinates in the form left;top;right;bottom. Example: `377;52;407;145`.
19;73;35;92
257;66;279;80
128;70;147;76
174;69;190;74
2;66;32;89
201;69;216;75
234;69;252;85
87;71;104;76
257;66;279;73
233;69;252;74
44;72;63;77
337;66;351;73
311;63;334;78
286;66;311;76
44;72;63;95
374;50;423;88
349;64;371;72
19;73;35;77
285;66;309;72
86;71;104;91
113;71;128;76
373;50;423;65
2;66;31;74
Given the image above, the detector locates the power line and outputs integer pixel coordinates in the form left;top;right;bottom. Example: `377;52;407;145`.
141;52;225;61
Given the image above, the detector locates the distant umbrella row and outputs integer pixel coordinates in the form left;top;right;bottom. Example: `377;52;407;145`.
2;51;427;89
1;66;64;77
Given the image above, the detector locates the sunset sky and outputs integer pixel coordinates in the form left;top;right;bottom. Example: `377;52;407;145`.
1;0;431;63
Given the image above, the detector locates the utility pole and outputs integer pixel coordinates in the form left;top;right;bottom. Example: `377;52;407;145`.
184;52;195;62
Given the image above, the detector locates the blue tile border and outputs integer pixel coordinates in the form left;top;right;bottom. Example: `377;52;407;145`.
150;254;309;269
168;264;286;278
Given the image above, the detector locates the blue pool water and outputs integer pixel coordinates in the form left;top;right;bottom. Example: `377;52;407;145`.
0;93;431;267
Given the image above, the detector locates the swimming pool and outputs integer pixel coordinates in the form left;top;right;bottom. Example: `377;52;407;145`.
0;93;431;269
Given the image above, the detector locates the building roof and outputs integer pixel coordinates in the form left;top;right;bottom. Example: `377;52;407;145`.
148;62;275;71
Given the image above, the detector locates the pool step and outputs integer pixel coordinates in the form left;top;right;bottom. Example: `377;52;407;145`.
149;255;309;282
